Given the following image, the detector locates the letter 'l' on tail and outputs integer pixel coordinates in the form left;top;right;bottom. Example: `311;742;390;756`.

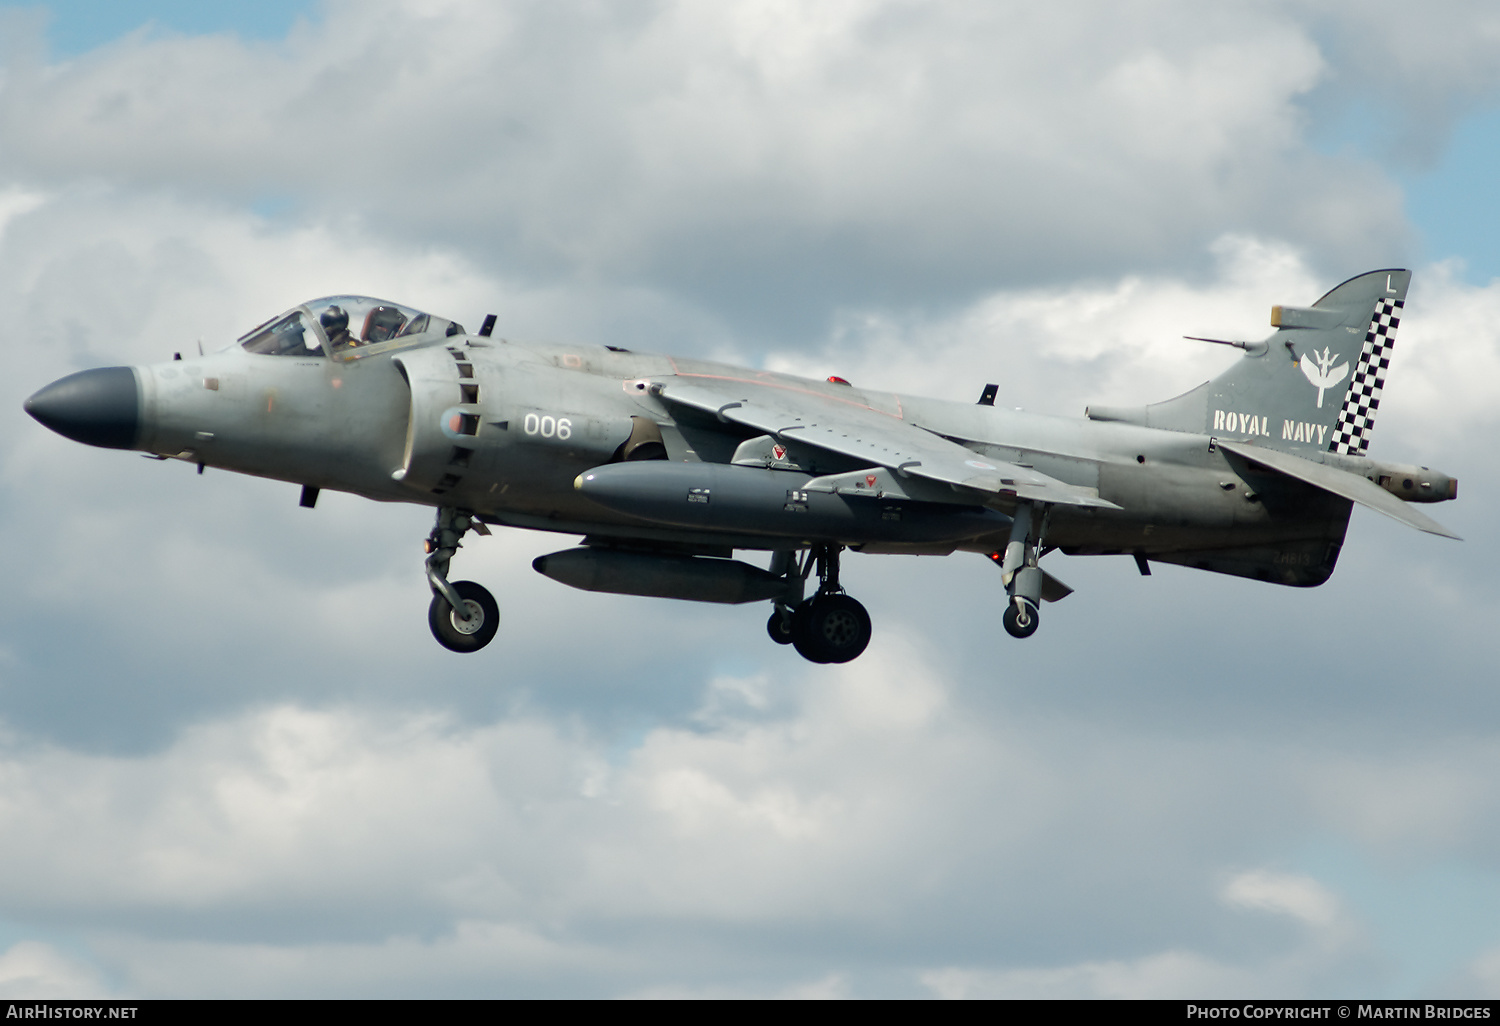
1088;269;1411;458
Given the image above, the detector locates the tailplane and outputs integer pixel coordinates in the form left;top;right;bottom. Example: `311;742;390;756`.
1087;269;1410;457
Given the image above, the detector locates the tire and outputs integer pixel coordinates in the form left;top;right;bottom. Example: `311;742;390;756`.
789;600;830;663
428;580;500;653
767;609;795;645
791;594;872;664
1003;597;1039;639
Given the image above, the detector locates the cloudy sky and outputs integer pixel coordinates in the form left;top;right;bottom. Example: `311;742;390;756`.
1;0;1499;999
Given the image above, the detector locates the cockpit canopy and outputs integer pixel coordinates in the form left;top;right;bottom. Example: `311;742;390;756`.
238;297;465;359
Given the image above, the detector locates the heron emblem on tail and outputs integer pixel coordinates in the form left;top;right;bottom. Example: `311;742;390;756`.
1299;346;1349;408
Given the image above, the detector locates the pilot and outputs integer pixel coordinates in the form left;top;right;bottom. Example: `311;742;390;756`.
320;305;356;351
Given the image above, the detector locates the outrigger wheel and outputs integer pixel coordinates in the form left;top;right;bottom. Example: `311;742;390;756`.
429;580;499;652
767;608;796;645
1002;596;1040;639
999;500;1046;641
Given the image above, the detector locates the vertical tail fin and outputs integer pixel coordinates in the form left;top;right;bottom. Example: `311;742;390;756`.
1093;269;1411;457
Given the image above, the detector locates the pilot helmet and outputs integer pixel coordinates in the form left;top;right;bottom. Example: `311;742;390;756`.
320;305;349;336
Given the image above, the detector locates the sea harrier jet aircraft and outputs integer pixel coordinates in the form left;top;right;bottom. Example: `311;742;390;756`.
26;270;1458;664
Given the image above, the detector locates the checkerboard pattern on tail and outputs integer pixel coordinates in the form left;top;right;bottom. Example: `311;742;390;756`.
1329;298;1402;456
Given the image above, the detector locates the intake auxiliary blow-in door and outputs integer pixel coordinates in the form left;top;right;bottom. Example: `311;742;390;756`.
390;346;483;497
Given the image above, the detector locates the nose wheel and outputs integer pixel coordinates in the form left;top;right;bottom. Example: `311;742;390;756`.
423;507;499;653
430;580;500;652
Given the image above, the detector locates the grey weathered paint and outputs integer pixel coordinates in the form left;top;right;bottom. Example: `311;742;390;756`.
29;271;1457;609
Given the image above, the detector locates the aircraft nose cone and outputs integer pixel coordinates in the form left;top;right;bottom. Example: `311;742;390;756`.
24;366;142;449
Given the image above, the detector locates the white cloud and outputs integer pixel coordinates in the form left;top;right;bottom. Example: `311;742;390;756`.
91;922;627;1000
0;941;111;999
0;0;1445;320
922;953;1259;1000
0;186;44;241
1305;753;1500;855
2;190;1497;994
0;619;1486;995
624;972;852;1000
1222;870;1341;928
1376;262;1500;453
765;233;1322;412
919;870;1368;998
761;230;1500;474
1454;946;1500;998
1;0;1499;1001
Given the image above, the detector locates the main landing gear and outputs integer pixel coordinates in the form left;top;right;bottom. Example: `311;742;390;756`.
425;507;499;653
999;500;1045;639
768;545;872;664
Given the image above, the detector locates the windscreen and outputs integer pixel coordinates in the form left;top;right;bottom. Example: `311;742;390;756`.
239;310;323;357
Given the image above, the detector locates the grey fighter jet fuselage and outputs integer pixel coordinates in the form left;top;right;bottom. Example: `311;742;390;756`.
26;272;1459;663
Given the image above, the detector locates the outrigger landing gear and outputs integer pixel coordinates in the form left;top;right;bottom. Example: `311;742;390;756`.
424;507;499;653
1000;501;1046;639
767;609;796;645
767;550;800;646
777;544;872;664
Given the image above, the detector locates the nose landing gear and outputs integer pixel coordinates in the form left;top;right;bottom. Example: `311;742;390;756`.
424;507;498;653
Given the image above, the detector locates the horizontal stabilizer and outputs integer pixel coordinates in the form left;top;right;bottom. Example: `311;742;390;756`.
1217;441;1460;540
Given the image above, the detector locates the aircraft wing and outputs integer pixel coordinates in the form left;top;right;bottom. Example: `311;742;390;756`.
655;379;1119;509
1217;440;1460;540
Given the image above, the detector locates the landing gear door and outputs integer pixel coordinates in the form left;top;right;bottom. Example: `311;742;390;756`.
391;347;481;498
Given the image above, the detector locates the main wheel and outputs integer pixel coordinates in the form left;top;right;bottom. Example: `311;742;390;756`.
767;609;795;645
791;594;872;664
428;580;500;653
1003;597;1039;639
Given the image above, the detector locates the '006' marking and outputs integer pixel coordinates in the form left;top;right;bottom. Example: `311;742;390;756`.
523;413;573;440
